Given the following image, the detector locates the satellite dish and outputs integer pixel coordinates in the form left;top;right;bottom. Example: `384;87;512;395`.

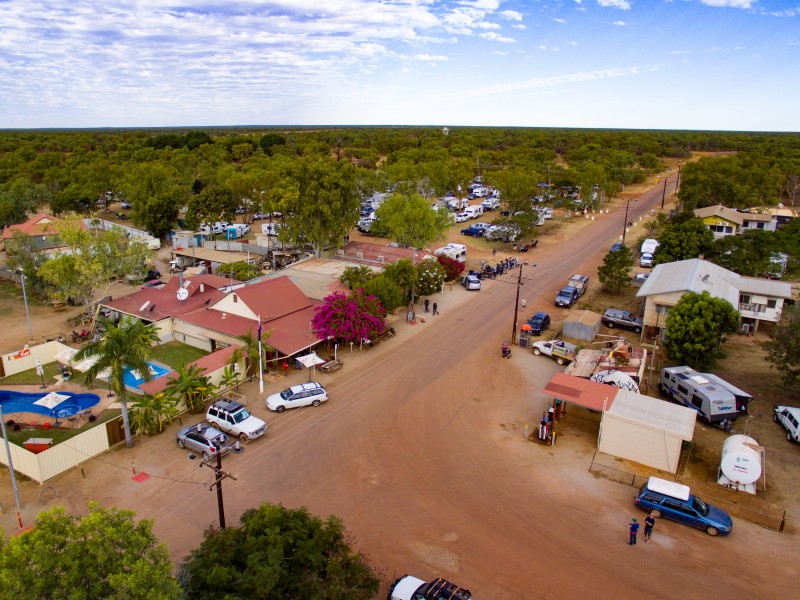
177;288;189;301
139;301;150;312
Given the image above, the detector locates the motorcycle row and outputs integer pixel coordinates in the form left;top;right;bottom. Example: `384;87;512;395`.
470;257;521;280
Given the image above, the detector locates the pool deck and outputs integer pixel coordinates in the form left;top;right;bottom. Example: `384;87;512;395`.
1;381;120;431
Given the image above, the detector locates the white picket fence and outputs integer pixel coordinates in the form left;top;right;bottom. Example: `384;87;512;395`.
0;418;117;484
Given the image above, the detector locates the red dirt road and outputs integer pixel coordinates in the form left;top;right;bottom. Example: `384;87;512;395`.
2;173;797;598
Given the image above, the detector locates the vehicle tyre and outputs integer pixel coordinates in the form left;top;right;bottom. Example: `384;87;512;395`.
276;406;285;413
557;358;565;365
533;348;542;356
705;526;719;536
606;321;615;328
772;413;779;423
789;432;795;443
311;400;321;407
650;509;662;518
177;439;185;449
238;433;249;444
634;326;642;333
202;451;210;462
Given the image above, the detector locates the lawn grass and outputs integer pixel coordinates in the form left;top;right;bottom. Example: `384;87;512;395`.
2;362;64;386
4;408;121;447
150;341;208;369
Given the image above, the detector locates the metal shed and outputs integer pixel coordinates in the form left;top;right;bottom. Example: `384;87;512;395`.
562;309;601;341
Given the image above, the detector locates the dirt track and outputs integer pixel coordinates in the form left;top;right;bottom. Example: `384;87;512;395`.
2;173;798;598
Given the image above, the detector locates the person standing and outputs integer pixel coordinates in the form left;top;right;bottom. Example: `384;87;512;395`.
424;299;430;313
628;518;639;545
481;258;486;269
644;513;655;543
432;302;439;315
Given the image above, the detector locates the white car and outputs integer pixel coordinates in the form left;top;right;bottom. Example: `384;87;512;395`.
640;252;654;268
455;212;469;223
461;274;481;291
267;382;328;412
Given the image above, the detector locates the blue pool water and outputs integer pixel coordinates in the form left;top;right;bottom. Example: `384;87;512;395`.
0;390;100;417
122;362;170;389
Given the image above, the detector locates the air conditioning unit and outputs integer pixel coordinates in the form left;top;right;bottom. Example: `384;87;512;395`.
356;252;363;259
337;249;344;256
377;255;384;263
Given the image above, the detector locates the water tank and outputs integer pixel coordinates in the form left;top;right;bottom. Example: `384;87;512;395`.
720;435;761;485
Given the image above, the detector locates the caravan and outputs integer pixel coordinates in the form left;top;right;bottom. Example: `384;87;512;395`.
434;243;467;261
658;366;739;425
464;205;484;219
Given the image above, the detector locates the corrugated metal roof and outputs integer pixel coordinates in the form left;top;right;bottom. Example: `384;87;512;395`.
637;258;792;301
607;389;697;440
693;204;744;225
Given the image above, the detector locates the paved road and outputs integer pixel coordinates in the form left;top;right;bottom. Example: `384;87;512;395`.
4;173;794;598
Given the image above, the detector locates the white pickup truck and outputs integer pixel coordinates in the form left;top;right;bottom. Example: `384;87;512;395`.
530;339;577;365
388;576;472;600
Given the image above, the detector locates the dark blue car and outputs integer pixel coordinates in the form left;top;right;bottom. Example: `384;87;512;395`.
526;312;551;335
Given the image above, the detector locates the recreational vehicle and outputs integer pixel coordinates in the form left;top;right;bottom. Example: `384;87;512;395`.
658;366;738;425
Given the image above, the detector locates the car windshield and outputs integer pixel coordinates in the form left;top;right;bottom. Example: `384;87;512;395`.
280;389;294;400
692;496;709;516
233;409;251;423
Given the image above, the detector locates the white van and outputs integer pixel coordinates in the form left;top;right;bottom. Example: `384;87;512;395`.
481;197;500;211
464;205;483;219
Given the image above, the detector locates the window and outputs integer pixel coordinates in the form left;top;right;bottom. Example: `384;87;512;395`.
767;299;777;309
740;294;751;304
691;395;703;409
677;385;689;395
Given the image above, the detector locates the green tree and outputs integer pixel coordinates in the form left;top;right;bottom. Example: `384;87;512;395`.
416;258;446;296
178;503;379;600
260;133;287;156
0;504;180;600
664;291;740;370
163;363;217;414
371;192;451;248
74;316;160;448
362;274;404;312
383;258;419;304
763;304;800;385
654;217;715;265
230;330;273;379
340;265;377;291
273;157;360;256
185;186;238;233
130;391;179;436
597;245;634;292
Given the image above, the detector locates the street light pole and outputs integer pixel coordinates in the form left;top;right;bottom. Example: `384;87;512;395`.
661;176;668;209
19;271;33;340
622;198;632;243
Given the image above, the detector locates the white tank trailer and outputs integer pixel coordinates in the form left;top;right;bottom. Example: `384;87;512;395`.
718;434;763;495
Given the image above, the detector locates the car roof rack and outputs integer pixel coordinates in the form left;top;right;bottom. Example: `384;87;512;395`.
213;399;243;412
422;578;472;600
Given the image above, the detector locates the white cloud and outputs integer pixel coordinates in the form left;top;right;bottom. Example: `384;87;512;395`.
512;24;527;29
613;20;628;26
700;0;755;8
554;18;567;24
414;54;449;61
597;0;632;9
568;41;579;46
480;31;515;42
477;65;656;96
670;50;691;55
499;10;523;21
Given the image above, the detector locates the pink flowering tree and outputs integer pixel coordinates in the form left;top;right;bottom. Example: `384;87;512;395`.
312;290;387;343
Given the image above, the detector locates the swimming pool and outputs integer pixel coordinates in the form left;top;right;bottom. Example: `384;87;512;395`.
0;390;100;418
122;362;170;389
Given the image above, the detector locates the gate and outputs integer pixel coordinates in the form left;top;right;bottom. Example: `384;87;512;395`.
105;416;125;446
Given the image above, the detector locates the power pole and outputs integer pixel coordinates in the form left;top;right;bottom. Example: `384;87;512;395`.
199;451;237;529
511;263;523;344
661;176;668;209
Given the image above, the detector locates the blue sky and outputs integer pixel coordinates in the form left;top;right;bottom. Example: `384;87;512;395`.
0;0;798;131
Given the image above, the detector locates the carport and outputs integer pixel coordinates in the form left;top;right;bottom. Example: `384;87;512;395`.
542;373;696;473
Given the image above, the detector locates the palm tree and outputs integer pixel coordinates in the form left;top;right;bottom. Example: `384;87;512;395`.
74;316;159;448
230;330;273;378
163;364;217;414
340;265;375;291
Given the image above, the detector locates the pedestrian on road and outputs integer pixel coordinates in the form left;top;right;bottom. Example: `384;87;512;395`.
492;248;496;256
644;513;655;543
432;302;439;315
424;299;430;313
628;518;639;545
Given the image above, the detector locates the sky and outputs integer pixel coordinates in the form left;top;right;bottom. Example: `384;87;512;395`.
0;0;798;131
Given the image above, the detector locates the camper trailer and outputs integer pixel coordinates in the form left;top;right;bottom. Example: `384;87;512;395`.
434;243;467;261
658;366;738;425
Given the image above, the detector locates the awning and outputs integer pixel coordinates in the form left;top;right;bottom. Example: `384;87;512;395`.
542;372;619;411
296;353;326;368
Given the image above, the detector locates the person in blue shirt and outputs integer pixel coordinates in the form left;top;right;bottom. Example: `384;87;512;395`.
629;517;639;545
